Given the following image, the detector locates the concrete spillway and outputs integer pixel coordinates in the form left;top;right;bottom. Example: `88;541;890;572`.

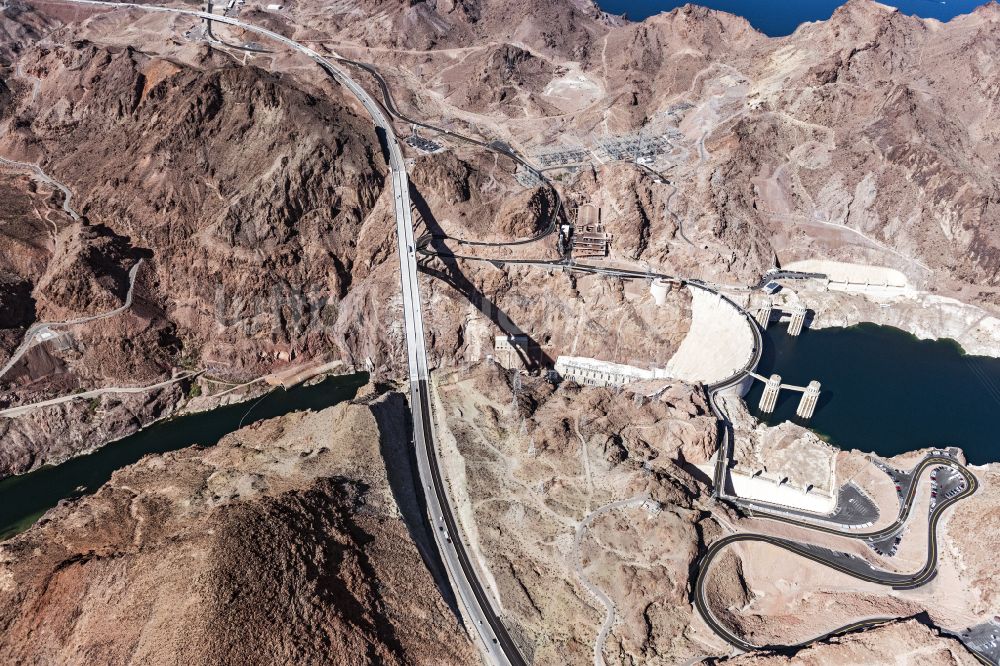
796;380;821;419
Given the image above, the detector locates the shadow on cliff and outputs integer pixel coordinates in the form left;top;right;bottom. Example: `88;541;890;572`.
408;181;554;371
370;390;463;623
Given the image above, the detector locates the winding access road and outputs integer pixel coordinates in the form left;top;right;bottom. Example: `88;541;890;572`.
32;2;521;665
694;455;982;656
0;370;200;418
0;155;81;221
0;259;144;382
337;57;564;249
21;5;989;662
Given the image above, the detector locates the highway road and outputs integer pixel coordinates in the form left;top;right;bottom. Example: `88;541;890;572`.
336;57;563;249
37;2;521;665
254;50;996;665
202;0;270;52
410;236;993;661
22;5;991;662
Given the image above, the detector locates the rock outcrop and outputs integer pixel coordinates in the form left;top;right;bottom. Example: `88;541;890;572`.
433;363;724;664
721;618;980;665
0;390;475;665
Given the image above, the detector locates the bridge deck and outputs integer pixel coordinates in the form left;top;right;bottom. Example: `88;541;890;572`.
747;371;809;392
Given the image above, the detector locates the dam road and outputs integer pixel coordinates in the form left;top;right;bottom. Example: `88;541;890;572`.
25;2;993;663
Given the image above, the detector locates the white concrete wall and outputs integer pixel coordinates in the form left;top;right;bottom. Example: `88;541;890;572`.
729;470;837;513
556;286;756;388
555;356;655;386
663;287;756;385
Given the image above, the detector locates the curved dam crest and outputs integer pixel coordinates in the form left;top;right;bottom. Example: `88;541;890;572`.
745;322;1000;465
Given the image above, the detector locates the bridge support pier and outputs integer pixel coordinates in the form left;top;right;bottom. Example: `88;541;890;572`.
650;278;669;306
788;306;808;336
796;380;821;419
759;374;781;413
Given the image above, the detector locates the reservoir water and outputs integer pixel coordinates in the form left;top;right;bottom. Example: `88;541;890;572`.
0;372;368;541
598;0;988;36
745;324;1000;465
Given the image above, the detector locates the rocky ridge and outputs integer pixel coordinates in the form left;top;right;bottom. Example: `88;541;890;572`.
1;0;1000;664
0;389;475;665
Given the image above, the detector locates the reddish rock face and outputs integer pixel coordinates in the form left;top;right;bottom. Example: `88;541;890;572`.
2;0;998;471
0;37;395;473
0;395;476;665
2;2;1000;663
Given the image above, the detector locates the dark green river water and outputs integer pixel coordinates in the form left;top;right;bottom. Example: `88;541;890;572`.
0;372;368;541
745;323;1000;464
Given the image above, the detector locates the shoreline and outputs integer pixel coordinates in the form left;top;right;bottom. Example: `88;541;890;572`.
0;371;368;541
0;382;271;483
722;282;1000;513
805;289;1000;359
0;365;358;483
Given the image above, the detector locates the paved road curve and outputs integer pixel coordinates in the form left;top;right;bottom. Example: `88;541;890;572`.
743;455;977;541
693;456;989;663
335;57;563;248
0;155;82;222
32;2;520;664
0;259;143;381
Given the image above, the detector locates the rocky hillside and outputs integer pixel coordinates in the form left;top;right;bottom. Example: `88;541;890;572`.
283;0;619;56
2;40;390;374
0;1;609;474
2;0;1000;661
0;2;52;66
722;618;980;665
292;0;1000;291
0;389;475;665
433;363;725;664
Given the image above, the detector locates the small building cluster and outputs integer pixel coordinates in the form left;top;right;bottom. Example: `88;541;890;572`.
560;203;611;258
553;356;667;388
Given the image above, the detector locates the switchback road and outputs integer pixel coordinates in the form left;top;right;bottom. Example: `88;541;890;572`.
694;455;987;662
